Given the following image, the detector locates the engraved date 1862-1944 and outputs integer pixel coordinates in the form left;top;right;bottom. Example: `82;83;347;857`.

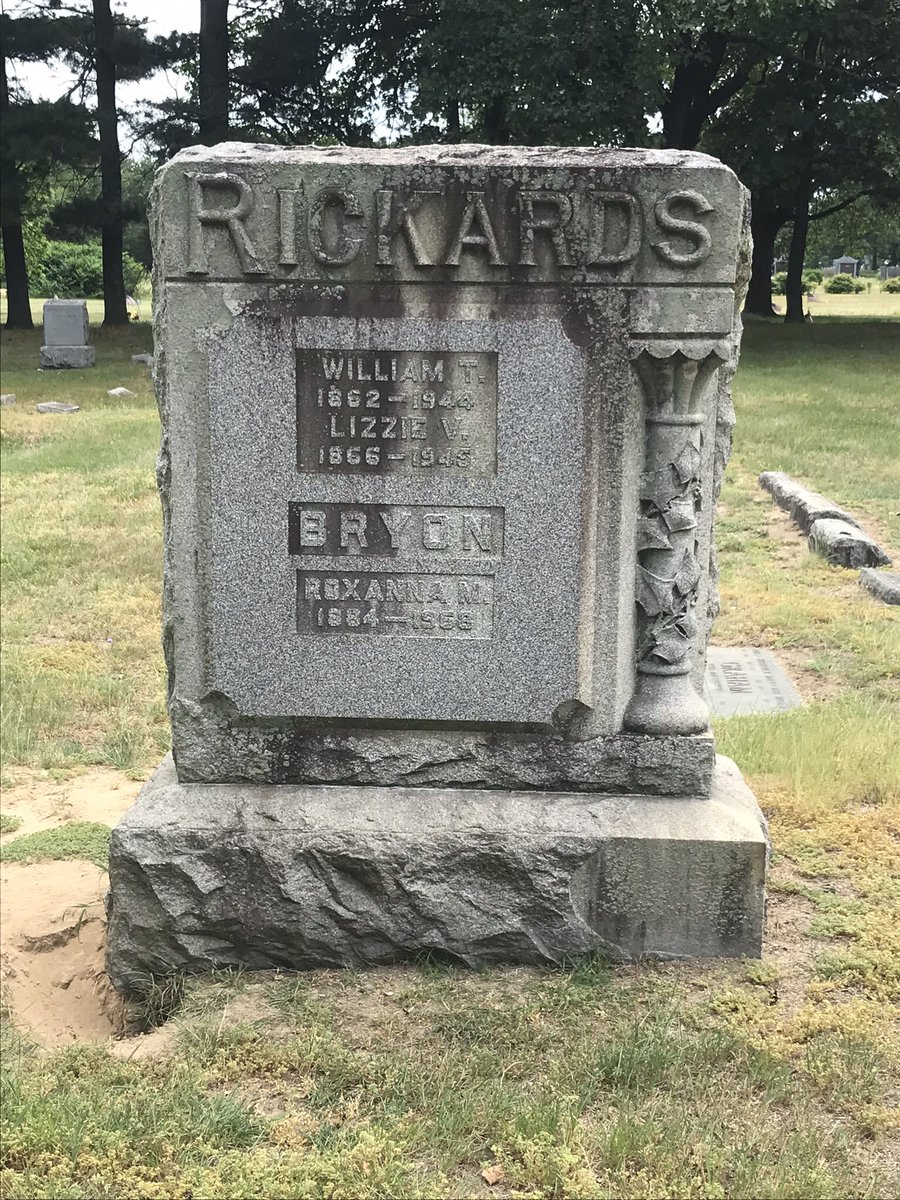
297;349;498;476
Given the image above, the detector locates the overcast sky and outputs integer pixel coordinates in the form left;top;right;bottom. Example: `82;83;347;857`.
3;0;197;112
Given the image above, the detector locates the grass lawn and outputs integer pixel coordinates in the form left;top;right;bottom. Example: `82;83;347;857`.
771;281;900;321
0;293;151;327
1;313;898;1198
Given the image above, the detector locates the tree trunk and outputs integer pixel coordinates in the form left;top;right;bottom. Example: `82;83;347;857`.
92;0;128;325
446;96;460;143
744;199;785;318
785;180;812;323
661;31;728;150
784;34;820;325
482;95;509;144
662;61;710;150
200;0;229;144
0;36;33;328
1;221;33;329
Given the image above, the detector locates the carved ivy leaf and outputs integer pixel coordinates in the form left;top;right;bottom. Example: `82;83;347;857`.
677;611;698;640
673;548;701;597
636;566;674;616
639;464;680;514
672;440;702;486
637;516;672;552
651;632;691;664
662;497;697;533
639;613;692;664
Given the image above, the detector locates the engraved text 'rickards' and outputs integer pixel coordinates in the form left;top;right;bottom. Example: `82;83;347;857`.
184;172;717;276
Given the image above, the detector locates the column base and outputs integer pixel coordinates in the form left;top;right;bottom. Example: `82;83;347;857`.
624;669;710;735
106;755;769;994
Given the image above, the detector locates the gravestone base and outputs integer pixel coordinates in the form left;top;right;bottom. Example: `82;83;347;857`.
171;701;716;795
106;755;768;994
39;344;96;369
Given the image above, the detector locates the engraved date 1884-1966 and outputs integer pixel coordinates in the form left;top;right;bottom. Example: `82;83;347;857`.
297;571;494;639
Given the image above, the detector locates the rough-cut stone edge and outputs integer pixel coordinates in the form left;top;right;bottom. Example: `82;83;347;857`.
758;470;858;533
808;518;891;569
169;702;715;795
106;753;769;993
171;141;738;172
859;568;900;604
39;345;96;369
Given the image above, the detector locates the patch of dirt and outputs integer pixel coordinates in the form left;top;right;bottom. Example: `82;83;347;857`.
774;646;846;703
765;506;810;564
107;1023;178;1061
0;861;125;1045
0;769;143;1046
0;767;141;842
762;888;817;1015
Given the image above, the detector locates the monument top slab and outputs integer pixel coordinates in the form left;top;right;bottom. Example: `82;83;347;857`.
155;142;744;290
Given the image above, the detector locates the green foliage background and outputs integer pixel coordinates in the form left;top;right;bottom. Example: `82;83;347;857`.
28;241;146;300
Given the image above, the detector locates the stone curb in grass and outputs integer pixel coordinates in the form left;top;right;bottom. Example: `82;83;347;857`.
758;470;858;533
758;471;891;568
859;568;900;605
808;518;891;569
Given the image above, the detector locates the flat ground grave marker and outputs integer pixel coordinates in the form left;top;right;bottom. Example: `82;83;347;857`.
106;144;769;991
705;647;803;717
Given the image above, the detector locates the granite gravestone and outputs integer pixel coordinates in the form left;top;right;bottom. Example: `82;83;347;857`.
106;145;769;991
40;299;96;369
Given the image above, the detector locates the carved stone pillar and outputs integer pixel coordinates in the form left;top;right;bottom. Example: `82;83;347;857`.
624;345;727;735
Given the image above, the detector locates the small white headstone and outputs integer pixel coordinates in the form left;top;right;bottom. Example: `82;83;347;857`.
43;299;90;346
40;300;96;369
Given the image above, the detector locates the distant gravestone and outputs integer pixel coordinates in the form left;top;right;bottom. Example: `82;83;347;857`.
704;647;803;716
36;401;80;414
40;300;96;369
105;144;769;992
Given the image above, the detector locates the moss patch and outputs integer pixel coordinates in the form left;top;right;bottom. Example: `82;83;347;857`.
0;822;111;868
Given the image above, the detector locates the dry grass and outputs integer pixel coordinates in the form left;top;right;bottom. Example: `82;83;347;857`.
1;316;898;1198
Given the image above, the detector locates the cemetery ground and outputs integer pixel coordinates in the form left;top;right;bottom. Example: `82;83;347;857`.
0;310;898;1199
